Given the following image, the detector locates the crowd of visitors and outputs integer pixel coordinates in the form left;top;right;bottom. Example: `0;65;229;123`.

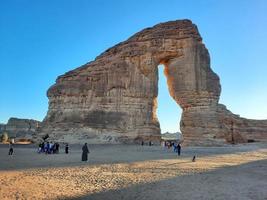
163;141;182;156
37;141;90;162
38;142;61;154
140;141;153;146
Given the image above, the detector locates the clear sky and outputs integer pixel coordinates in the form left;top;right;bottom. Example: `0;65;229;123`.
0;0;266;133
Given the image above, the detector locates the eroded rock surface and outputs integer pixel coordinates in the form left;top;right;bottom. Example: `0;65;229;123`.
0;118;41;139
40;19;267;145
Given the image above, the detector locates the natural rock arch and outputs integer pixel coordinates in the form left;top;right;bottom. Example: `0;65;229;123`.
40;20;267;145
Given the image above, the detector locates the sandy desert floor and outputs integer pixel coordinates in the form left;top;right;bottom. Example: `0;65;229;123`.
0;143;267;200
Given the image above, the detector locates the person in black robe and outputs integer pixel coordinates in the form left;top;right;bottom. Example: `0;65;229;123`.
65;143;69;154
55;142;60;154
192;155;196;162
8;142;14;155
177;143;181;156
81;143;89;161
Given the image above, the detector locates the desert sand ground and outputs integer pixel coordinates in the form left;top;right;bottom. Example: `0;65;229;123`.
0;143;267;200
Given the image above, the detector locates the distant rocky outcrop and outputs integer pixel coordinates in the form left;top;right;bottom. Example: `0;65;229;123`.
0;123;6;132
39;19;267;145
161;132;183;141
0;118;41;140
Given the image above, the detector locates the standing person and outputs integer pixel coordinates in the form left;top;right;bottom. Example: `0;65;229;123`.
49;142;54;154
38;143;42;153
177;143;181;156
173;143;177;152
8;142;13;155
192;155;196;162
45;142;49;154
52;143;57;154
41;142;45;152
55;143;60;154
81;143;89;162
65;143;69;154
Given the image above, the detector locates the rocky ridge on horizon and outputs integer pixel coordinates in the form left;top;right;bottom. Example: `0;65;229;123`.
0;117;41;140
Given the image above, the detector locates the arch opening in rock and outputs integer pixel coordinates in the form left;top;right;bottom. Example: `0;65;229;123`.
156;64;182;135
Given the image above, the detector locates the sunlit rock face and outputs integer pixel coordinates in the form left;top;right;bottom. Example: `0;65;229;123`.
40;19;267;145
1;118;40;139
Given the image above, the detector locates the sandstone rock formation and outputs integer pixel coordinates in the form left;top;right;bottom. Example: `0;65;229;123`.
40;19;267;145
0;123;6;133
0;118;41;140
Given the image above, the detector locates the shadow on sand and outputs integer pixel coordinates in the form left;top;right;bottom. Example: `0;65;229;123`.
60;159;267;200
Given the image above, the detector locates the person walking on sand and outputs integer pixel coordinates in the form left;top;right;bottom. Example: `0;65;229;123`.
177;143;181;156
8;142;14;155
82;143;89;162
173;143;177;152
45;142;49;154
55;142;60;154
192;155;196;162
65;143;69;154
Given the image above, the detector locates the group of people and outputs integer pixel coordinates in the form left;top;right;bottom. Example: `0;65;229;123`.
8;139;190;162
38;142;60;154
163;141;182;156
164;141;196;161
141;141;153;146
8;140;89;162
174;143;181;156
37;142;70;154
37;141;89;162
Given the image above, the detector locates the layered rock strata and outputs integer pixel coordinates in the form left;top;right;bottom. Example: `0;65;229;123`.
40;19;267;145
0;118;41;139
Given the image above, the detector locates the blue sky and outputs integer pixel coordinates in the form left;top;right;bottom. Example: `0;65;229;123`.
0;0;266;133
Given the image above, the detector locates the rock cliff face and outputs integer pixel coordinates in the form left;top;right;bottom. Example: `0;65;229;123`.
40;19;267;145
0;118;41;139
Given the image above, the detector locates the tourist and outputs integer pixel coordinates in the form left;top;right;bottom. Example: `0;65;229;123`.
141;141;144;146
38;143;42;153
81;143;89;162
177;143;181;156
41;142;45;152
52;143;57;154
8;142;13;155
164;141;167;148
192;155;196;162
49;142;54;154
55;142;60;154
173;143;177;152
45;142;49;154
65;143;69;154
